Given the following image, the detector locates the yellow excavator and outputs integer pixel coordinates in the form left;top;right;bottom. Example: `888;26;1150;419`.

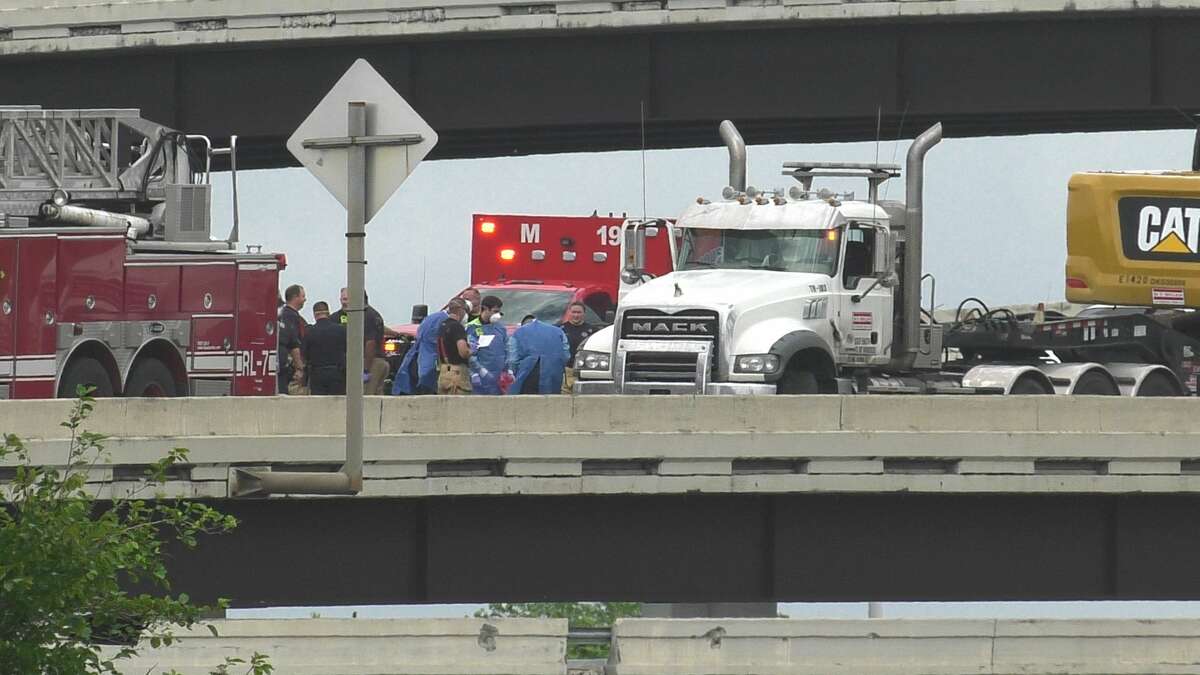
1067;131;1200;308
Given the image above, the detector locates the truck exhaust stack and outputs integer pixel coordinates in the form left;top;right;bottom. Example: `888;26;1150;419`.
719;120;747;192
896;123;943;368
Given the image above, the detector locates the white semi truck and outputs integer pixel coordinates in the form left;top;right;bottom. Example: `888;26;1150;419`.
574;121;1200;396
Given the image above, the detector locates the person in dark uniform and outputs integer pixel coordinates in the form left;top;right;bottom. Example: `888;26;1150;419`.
303;301;347;395
437;299;472;395
277;284;307;394
557;301;596;394
331;288;390;394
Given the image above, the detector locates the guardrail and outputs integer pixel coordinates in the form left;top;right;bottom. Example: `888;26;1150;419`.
3;395;1200;499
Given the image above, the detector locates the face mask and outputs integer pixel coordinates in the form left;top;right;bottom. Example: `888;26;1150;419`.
488;312;504;325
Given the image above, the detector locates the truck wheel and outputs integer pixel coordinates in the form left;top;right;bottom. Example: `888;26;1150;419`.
1071;371;1118;395
777;367;819;394
58;357;114;398
125;359;179;397
1008;375;1051;395
1137;372;1183;397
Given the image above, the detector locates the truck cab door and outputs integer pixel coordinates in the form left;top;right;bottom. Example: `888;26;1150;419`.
834;224;893;366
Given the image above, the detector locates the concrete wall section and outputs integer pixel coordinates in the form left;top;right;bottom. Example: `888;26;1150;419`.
5;394;1200;439
4;396;1200;498
109;618;567;675
610;618;1200;675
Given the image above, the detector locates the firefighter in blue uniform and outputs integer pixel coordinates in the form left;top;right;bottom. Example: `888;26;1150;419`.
507;314;571;394
393;300;452;395
466;296;508;395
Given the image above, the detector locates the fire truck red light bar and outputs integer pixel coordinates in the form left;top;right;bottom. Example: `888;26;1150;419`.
499;248;516;261
480;221;496;234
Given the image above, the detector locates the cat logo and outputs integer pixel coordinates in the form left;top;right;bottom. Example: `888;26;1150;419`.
1119;197;1200;261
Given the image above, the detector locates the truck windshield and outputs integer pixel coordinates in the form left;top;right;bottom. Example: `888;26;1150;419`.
677;228;839;276
485;289;599;324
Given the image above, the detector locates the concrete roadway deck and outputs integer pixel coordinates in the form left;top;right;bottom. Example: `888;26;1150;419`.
2;0;1192;57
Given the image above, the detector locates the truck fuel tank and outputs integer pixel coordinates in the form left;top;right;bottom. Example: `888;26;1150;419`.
1066;171;1200;308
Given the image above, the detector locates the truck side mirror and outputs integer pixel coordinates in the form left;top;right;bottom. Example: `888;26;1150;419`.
623;222;647;272
411;303;428;324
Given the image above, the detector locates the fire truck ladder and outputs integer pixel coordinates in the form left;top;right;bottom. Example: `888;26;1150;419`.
0;107;183;219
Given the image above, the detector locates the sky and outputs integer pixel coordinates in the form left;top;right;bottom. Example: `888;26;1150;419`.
210;128;1196;326
221;127;1200;620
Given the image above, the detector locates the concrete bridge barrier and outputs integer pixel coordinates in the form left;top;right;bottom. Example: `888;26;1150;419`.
4;395;1200;498
609;618;1200;675
107;618;567;675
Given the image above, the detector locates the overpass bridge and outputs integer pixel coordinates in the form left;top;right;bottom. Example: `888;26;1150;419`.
5;395;1200;608
1;1;1197;163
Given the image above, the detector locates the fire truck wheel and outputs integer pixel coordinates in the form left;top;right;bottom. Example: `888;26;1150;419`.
776;367;819;394
59;357;114;398
125;359;179;397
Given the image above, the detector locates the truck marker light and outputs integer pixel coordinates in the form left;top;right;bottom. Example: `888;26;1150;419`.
562;251;577;262
1066;277;1088;289
480;221;496;234
532;250;546;261
500;248;516;261
826;230;839;241
593;252;608;263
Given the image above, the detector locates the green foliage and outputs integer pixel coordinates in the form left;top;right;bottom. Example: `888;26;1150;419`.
0;388;260;674
476;602;641;659
165;652;273;675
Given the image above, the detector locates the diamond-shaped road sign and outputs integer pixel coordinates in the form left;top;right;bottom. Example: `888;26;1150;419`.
286;59;438;223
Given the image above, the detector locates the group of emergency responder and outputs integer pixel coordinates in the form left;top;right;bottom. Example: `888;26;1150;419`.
392;287;597;396
276;283;391;396
277;285;596;396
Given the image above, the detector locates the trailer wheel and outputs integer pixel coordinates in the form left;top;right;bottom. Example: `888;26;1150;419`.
1136;371;1184;397
125;359;179;397
1008;375;1052;395
777;367;819;394
59;357;115;398
1070;370;1119;395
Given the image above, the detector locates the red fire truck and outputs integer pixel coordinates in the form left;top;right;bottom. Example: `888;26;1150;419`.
385;212;674;355
0;107;281;399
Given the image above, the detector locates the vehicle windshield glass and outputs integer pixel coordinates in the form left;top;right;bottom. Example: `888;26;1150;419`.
484;289;594;324
677;228;840;275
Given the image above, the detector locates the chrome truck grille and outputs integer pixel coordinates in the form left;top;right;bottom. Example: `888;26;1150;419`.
618;310;720;387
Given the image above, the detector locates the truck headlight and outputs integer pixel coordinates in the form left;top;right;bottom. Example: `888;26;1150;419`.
802;297;828;320
575;350;610;371
734;354;780;374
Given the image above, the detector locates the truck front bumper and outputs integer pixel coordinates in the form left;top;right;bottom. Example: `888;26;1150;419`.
575;379;776;395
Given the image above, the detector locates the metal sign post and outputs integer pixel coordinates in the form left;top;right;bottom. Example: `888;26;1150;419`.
232;60;436;498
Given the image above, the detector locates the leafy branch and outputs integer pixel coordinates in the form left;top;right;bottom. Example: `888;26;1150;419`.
0;387;266;675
